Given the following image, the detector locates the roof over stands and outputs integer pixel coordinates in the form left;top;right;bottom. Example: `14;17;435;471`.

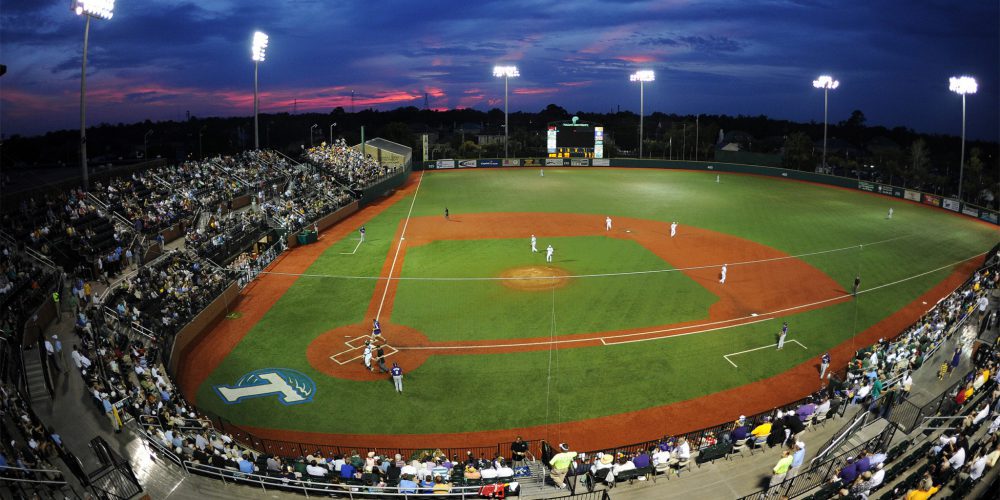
352;138;412;168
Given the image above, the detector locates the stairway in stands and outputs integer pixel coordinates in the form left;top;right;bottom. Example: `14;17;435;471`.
22;347;51;406
517;461;552;498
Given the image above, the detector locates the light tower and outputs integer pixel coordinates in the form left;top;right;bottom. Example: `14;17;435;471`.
493;65;520;158
812;75;839;170
74;0;116;190
949;76;977;202
251;31;269;150
630;70;655;159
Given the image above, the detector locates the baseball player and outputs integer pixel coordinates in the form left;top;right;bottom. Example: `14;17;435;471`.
605;216;612;231
390;362;404;393
445;207;449;220
363;341;374;371
531;235;538;253
820;352;831;379
359;226;366;242
777;322;788;350
716;175;720;183
372;318;382;337
886;207;893;219
852;275;861;297
670;221;678;238
540;168;544;177
546;245;554;263
719;264;727;284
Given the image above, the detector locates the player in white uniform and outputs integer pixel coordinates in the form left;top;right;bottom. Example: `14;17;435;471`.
670;222;678;238
777;322;788;350
531;235;538;253
716;175;720;183
546;245;554;263
605;216;612;231
363;341;374;371
887;207;893;219
720;264;727;284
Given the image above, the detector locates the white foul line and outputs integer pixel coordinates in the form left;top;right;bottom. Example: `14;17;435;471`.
724;339;808;368
339;238;364;255
375;172;425;321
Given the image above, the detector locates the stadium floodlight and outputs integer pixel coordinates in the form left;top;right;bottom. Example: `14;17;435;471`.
812;75;839;170
74;0;115;19
73;0;116;191
630;70;655;159
493;65;519;158
251;31;269;150
949;76;977;202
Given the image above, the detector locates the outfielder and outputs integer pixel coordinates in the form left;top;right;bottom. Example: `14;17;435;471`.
670;221;678;238
531;234;538;253
605;216;612;231
719;264;728;284
546;245;554;263
887;208;893;219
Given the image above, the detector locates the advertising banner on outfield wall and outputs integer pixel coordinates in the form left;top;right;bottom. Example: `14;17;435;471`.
479;159;501;167
437;159;455;169
458;160;476;168
592;159;610;166
942;198;960;212
962;205;980;217
922;194;941;207
502;159;521;167
903;190;921;201
858;181;875;192
545;158;564;166
981;210;999;224
523;159;541;166
877;185;894;196
570;159;590;166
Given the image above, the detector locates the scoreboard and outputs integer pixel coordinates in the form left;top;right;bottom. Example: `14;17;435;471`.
547;116;604;158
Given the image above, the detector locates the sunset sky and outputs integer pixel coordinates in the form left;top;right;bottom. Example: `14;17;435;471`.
1;0;997;139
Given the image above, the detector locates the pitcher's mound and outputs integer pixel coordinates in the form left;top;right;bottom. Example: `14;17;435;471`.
499;266;571;291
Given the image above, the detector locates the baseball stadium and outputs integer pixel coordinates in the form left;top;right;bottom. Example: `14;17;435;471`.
4;2;1000;499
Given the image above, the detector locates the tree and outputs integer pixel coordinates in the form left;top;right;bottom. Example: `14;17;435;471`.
458;140;481;158
782;132;814;170
962;147;984;202
902;139;930;189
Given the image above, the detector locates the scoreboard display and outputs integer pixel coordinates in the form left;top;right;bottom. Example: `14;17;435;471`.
547;117;603;158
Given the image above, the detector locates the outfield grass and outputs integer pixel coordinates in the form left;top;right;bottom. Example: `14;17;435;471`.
196;168;998;435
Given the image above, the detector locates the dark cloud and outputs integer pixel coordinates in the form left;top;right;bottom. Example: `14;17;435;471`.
0;0;996;140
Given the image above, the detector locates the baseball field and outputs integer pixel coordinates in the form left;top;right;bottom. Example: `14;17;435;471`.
179;167;998;450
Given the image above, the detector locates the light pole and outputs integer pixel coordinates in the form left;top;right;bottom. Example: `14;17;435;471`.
629;70;655;159
329;123;337;144
198;125;207;159
493;65;519;159
949;76;977;202
251;31;268;150
812;75;839;170
73;0;115;191
310;124;318;147
143;130;153;159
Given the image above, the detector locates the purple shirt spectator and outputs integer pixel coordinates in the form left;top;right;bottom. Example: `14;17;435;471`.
632;452;651;468
796;403;816;422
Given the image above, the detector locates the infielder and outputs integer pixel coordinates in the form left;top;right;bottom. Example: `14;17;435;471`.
719;264;727;284
390;362;404;393
546;245;554;263
531;234;538;253
363;341;374;371
605;216;612;231
777;322;788;350
670;221;678;238
540;169;544;177
359;226;366;242
887;208;893;219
